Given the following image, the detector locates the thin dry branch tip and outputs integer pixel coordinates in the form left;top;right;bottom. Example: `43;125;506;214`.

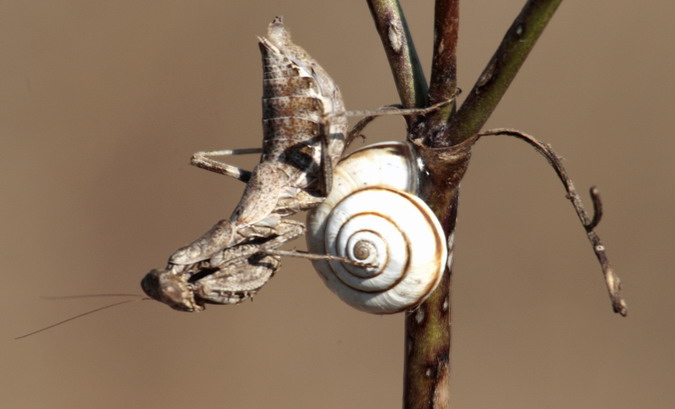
586;186;603;231
476;128;627;316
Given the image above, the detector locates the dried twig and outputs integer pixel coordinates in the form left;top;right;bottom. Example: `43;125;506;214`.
365;0;428;116
476;128;628;316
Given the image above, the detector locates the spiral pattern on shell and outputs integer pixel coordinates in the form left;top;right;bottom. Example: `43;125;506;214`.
307;142;447;314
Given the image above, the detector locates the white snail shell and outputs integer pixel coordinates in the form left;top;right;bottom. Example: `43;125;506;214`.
306;141;448;314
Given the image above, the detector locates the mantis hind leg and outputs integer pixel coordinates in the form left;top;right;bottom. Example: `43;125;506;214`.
314;124;334;198
191;147;264;183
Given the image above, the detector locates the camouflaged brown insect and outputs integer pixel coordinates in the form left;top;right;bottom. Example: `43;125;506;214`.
169;16;347;267
142;17;349;310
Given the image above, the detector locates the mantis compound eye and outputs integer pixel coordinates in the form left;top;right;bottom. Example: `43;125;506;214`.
141;269;204;312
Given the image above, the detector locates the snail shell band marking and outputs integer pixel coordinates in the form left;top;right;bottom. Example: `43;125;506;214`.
307;142;448;314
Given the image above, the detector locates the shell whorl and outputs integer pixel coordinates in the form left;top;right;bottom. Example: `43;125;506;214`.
306;142;447;314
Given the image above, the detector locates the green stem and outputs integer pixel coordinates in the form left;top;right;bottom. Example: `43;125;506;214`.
446;0;563;145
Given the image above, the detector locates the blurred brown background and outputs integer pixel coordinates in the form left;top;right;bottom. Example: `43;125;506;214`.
2;1;673;408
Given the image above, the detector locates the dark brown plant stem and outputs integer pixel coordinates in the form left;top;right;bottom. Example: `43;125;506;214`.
403;2;460;408
368;1;568;408
424;0;460;143
365;0;428;118
367;1;461;408
403;197;456;409
446;0;563;145
402;0;461;406
403;131;473;409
